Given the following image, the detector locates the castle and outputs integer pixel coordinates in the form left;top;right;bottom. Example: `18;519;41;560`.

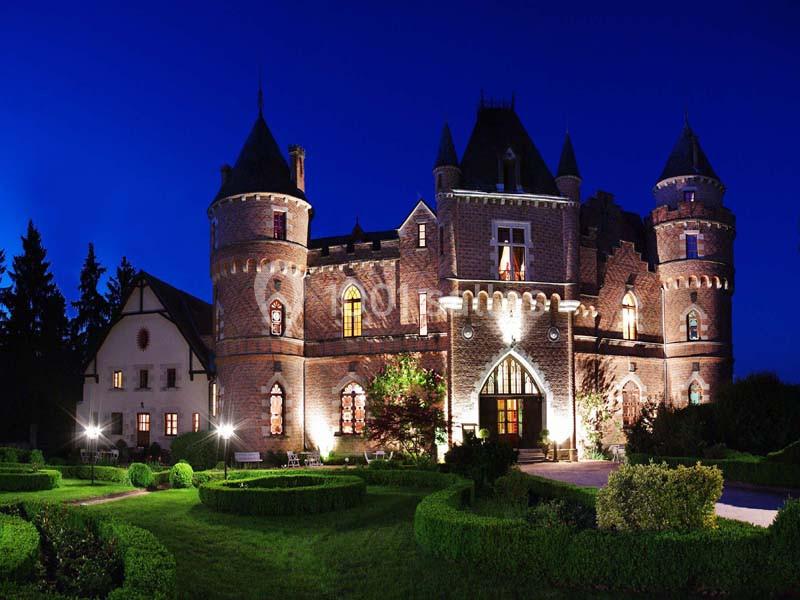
205;92;734;458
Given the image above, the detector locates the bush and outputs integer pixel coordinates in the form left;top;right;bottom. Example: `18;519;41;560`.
0;469;62;491
0;447;19;464
493;469;530;511
322;453;366;466
766;439;800;465
47;465;130;484
127;463;154;488
147;442;162;462
443;434;517;489
0;513;39;581
367;458;399;470
596;462;722;532
169;431;220;470
169;462;194;488
191;470;223;487
114;439;130;464
199;473;367;516
29;450;45;470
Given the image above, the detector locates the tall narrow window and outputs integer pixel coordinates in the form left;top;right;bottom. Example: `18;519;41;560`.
343;286;362;338
340;382;366;434
622;381;641;427
112;370;124;389
210;220;217;249
686;234;699;258
417;223;427;248
622;292;637;340
269;300;284;336
166;368;177;388
165;413;178;436
273;211;287;240
210;382;218;417
111;412;123;435
684;190;696;202
687;310;700;341
497;227;526;281
689;381;703;405
138;369;149;389
269;383;284;435
419;292;428;336
192;413;200;433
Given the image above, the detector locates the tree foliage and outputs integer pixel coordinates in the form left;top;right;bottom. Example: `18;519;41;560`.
576;391;616;455
105;255;136;317
71;243;109;364
366;355;446;463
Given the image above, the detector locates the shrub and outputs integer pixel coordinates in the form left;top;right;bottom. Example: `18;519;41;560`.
771;499;800;583
493;469;530;511
169;462;194;488
169;431;220;470
47;465;130;484
766;439;800;465
114;439;130;464
147;442;162;462
443;434;517;489
596;462;723;532
0;469;62;491
29;450;45;470
367;458;398;470
626;403;713;457
0;447;19;464
199;473;366;515
0;513;39;581
127;463;154;488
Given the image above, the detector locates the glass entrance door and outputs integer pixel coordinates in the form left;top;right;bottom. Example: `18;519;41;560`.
496;398;522;445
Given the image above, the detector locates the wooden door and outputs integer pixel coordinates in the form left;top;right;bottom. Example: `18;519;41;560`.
496;398;522;447
521;397;543;448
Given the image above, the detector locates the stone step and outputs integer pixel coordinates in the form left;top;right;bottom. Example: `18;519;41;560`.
516;448;546;464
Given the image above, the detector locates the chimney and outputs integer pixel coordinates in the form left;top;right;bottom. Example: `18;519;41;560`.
289;145;306;193
220;164;232;185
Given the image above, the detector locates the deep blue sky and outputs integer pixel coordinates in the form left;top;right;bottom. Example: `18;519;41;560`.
1;2;798;381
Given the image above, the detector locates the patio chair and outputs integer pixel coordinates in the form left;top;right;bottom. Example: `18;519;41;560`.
286;450;301;468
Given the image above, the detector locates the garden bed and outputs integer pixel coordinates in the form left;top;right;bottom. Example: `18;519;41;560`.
198;473;367;515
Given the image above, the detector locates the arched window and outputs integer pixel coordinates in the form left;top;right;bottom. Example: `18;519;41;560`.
269;300;284;336
689;381;702;405
481;356;537;395
687;310;700;341
269;383;284;435
622;381;641;427
343;286;362;338
340;382;366;434
622;292;637;340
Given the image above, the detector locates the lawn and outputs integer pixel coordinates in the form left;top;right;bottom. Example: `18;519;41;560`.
0;478;133;503
82;485;625;600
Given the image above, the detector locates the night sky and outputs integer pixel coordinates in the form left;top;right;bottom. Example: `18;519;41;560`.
1;2;798;381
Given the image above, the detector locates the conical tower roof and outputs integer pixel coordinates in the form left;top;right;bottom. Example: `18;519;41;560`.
556;132;580;178
658;119;719;183
434;123;459;168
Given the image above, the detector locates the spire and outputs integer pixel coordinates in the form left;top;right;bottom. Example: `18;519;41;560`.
658;117;719;183
434;123;459;169
257;72;264;117
556;131;580;179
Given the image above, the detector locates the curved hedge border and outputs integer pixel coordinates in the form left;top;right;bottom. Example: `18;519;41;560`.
199;473;366;516
1;501;176;599
0;469;62;491
413;472;800;594
0;513;39;581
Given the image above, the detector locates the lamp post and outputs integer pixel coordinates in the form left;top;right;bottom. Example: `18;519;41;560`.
85;425;101;486
217;423;234;480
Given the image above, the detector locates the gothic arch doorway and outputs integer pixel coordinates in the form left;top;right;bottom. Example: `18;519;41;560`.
479;355;542;448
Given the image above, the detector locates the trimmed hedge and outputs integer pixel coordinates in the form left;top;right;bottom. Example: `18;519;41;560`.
199;473;366;516
0;469;62;491
628;452;800;488
46;464;130;484
0;501;176;599
413;471;798;594
128;463;154;488
168;463;193;488
0;513;39;581
767;439;800;465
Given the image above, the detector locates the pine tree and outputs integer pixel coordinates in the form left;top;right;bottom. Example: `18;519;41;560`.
71;243;109;363
1;221;71;445
106;255;137;316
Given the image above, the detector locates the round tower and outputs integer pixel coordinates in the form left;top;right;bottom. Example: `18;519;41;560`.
650;118;734;407
433;123;461;195
208;91;311;452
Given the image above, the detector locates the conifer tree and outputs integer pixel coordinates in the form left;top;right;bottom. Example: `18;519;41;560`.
106;255;137;316
71;243;109;363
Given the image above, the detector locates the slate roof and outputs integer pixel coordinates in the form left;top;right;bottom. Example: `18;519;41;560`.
213;110;304;203
556;132;580;178
459;105;559;195
658;120;719;182
309;228;399;250
434;123;458;168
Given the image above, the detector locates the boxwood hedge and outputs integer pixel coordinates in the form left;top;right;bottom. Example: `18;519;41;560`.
199;473;366;516
46;465;130;484
0;513;39;581
0;469;62;491
413;471;799;594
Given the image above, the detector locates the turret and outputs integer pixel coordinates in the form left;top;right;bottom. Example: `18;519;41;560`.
555;131;581;202
433;123;460;194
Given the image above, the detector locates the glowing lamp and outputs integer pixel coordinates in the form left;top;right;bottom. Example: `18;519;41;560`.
217;423;235;440
85;425;102;440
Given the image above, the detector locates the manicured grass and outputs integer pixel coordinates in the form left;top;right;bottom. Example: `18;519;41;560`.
0;478;133;503
84;485;628;600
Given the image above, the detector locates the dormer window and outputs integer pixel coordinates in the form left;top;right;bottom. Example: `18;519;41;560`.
501;147;520;192
684;190;696;202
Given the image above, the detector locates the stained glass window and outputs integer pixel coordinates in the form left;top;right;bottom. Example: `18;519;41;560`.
687;310;700;341
270;300;284;336
343;286;362;337
341;382;366;435
622;381;641;427
481;356;536;395
622;292;637;340
269;383;284;435
689;382;702;405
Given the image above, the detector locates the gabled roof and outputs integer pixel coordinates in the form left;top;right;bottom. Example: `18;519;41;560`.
434;123;459;168
213;110;304;203
658;120;719;183
459;105;559;195
556;132;580;178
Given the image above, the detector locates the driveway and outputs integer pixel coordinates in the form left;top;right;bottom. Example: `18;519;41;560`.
520;460;796;527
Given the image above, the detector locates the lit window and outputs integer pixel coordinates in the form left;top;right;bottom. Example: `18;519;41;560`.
343;286;362;338
419;292;428;336
689;381;702;405
622;292;637;340
417;223;427;247
341;382;366;435
192;413;200;433
497;227;526;281
210;382;218;417
269;300;284;336
112;370;124;389
269;383;284;435
686;234;699;259
496;398;522;438
139;369;149;389
111;412;123;435
137;412;150;432
684;190;696;202
622;381;641;427
687;310;700;341
165;413;178;436
481;356;536;395
166;368;177;388
274;211;287;240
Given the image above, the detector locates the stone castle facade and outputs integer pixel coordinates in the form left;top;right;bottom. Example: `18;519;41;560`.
208;94;734;456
